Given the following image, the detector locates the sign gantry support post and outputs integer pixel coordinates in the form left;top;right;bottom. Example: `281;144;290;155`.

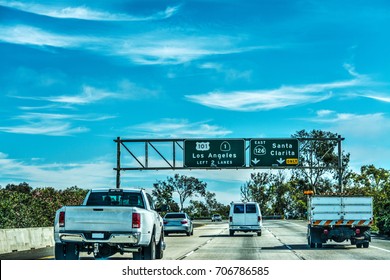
338;135;343;193
116;137;121;189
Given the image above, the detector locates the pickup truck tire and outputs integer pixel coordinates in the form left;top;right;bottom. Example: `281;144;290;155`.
55;243;79;260
133;233;156;260
155;231;164;259
143;233;156;260
55;243;66;260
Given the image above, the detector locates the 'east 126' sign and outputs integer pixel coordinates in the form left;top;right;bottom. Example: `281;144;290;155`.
250;138;299;167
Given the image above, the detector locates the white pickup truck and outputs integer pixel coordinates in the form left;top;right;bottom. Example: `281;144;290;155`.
54;188;166;260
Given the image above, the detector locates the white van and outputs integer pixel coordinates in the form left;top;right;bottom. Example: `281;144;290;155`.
229;202;262;236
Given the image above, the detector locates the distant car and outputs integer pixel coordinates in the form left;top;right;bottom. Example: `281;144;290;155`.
163;212;194;236
211;214;222;222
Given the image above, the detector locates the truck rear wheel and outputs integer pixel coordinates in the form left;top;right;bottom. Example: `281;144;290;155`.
54;243;66;260
55;243;79;260
65;243;79;260
307;234;315;248
357;242;369;248
155;231;164;259
134;233;156;260
143;233;156;260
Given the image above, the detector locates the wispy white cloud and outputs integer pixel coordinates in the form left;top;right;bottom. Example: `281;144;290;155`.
185;85;331;112
15;112;115;122
129;119;232;138
0;24;268;65
0;25;83;47
12;85;131;105
198;62;252;81
307;110;390;138
359;92;390;103
43;86;124;105
0;1;181;21
185;65;368;111
312;110;385;123
0;121;89;136
0;112;115;136
117;36;269;65
4;75;154;136
316;109;334;117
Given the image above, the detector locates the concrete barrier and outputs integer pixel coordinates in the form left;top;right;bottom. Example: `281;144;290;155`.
0;227;54;254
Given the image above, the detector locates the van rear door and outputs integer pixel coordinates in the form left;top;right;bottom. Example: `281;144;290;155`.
232;203;246;226
245;203;259;226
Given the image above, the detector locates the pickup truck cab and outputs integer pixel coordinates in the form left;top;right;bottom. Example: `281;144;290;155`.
54;188;165;260
229;201;262;236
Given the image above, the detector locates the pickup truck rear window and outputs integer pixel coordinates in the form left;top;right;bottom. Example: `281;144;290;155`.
86;192;145;208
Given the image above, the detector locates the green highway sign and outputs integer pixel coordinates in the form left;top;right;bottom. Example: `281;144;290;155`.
250;138;299;167
184;139;245;168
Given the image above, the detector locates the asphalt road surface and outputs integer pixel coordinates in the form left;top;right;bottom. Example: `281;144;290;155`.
1;220;390;260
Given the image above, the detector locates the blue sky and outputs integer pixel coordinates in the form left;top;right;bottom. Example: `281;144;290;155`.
0;0;389;204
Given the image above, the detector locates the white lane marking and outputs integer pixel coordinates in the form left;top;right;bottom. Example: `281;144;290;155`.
185;251;194;257
370;245;390;253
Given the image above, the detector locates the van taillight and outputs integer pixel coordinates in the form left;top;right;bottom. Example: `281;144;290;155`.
59;211;65;227
132;213;141;228
258;216;262;222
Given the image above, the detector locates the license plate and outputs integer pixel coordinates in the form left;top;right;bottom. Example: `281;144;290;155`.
92;233;104;239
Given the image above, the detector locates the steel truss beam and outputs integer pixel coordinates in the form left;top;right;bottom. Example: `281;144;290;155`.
113;136;345;189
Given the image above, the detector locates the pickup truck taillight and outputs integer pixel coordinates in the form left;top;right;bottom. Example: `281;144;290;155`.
229;216;232;222
132;213;141;228
59;211;65;227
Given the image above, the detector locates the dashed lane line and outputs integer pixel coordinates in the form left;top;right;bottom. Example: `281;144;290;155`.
265;227;306;260
176;231;221;260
